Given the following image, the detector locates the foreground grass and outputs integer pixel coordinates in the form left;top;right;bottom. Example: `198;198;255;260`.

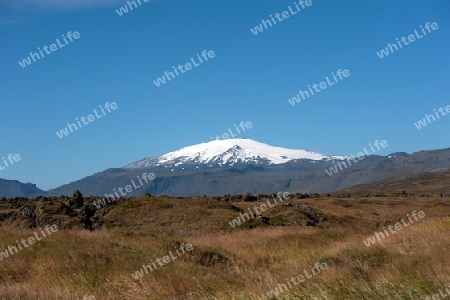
0;195;449;299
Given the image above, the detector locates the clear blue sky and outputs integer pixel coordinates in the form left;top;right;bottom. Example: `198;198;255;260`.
0;0;449;190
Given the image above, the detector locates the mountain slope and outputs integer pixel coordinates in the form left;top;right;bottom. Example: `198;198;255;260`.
333;169;450;195
6;140;450;198
124;139;348;169
48;145;450;197
0;178;46;198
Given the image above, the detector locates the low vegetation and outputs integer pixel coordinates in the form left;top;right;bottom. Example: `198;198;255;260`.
0;193;449;299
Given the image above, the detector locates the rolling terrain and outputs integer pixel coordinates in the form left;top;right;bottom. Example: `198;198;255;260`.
3;140;450;198
333;169;450;195
0;178;45;198
0;191;449;299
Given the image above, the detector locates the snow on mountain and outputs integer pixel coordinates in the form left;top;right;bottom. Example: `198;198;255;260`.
124;139;348;169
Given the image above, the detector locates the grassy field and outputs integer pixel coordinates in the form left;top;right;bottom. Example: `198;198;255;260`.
0;194;449;299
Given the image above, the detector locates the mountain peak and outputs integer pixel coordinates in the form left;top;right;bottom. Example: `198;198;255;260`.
123;138;347;169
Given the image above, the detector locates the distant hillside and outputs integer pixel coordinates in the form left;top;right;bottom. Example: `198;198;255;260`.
333;169;450;195
0;178;46;198
48;147;450;197
4;142;450;198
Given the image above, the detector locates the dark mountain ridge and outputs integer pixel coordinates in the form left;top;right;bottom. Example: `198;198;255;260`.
0;178;46;198
2;142;450;198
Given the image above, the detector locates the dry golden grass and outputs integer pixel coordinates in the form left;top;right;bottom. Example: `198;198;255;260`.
0;195;449;299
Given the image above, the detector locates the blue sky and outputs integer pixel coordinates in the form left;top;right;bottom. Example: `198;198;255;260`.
0;0;449;190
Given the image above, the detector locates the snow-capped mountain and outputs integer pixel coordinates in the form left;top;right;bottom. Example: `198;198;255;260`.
45;139;450;198
124;138;348;169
